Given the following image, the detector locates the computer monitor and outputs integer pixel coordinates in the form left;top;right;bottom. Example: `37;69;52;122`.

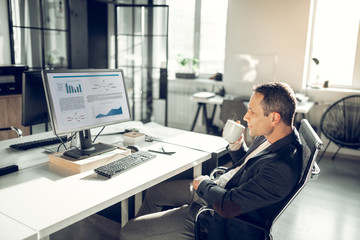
22;71;50;127
42;69;132;159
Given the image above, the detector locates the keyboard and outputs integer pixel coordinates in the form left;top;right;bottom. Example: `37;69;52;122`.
94;151;156;178
9;135;68;150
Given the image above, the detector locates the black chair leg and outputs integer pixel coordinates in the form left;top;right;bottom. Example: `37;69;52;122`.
331;146;342;161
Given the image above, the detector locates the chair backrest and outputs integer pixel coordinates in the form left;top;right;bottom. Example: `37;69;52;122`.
220;99;248;127
320;95;360;147
269;119;323;231
195;119;323;240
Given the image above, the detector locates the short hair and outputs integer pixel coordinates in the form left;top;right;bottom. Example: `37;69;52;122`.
253;82;297;126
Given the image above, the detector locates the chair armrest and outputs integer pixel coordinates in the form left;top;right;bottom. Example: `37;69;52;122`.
194;206;270;240
210;166;228;180
0;126;23;138
195;206;214;223
194;206;215;240
311;162;320;180
11;126;23;137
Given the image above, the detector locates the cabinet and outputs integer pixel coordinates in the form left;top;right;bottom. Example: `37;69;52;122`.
0;95;30;140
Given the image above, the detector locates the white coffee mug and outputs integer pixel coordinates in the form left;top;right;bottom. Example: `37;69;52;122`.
223;119;246;143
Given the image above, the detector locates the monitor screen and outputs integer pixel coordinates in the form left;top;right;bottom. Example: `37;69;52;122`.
22;71;49;126
42;69;131;159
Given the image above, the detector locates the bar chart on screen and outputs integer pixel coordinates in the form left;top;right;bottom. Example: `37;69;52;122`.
65;82;82;94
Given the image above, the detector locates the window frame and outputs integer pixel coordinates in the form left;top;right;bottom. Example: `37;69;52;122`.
7;0;71;70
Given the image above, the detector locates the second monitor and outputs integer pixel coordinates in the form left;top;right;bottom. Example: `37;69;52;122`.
22;70;49;127
42;69;132;159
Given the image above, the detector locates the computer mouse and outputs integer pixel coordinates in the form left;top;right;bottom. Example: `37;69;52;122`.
126;145;140;153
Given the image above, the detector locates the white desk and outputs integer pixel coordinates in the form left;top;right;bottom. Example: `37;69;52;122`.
190;95;224;134
295;101;315;114
0;213;37;240
144;122;228;153
0;122;227;239
190;95;224;106
0;131;60;169
144;122;229;174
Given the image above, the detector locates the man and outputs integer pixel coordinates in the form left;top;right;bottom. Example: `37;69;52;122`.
119;82;302;240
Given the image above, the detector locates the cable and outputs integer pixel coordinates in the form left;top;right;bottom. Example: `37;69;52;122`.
55;133;68;152
92;126;105;143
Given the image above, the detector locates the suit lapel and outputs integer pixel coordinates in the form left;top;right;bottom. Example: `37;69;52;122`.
230;143;272;180
226;129;301;187
230;136;267;169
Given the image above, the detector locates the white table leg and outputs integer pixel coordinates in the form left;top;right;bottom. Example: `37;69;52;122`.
134;192;142;216
121;199;129;227
193;164;202;178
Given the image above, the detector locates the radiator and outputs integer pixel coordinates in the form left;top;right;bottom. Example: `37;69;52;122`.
167;80;223;133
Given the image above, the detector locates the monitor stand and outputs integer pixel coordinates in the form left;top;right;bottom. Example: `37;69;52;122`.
63;129;116;160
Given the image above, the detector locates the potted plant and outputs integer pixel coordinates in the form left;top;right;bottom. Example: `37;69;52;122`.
310;58;321;88
175;54;199;79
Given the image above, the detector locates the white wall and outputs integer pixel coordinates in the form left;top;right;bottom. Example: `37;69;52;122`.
0;0;11;65
223;0;360;159
223;0;312;96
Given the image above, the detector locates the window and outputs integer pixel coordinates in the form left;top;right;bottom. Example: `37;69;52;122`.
8;0;69;69
0;1;11;64
167;0;228;77
114;3;169;123
310;0;360;89
199;0;228;74
167;0;195;75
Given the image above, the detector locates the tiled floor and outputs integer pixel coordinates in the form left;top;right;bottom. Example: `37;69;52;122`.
272;154;360;240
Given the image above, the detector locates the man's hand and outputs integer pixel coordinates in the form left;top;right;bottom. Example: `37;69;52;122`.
228;134;244;151
222;120;245;151
193;175;210;190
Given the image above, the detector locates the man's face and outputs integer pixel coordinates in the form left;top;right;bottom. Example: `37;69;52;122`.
243;92;274;137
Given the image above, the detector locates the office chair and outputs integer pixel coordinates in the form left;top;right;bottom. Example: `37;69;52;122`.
0;126;23;139
220;99;248;128
194;119;323;240
318;95;360;162
218;98;249;142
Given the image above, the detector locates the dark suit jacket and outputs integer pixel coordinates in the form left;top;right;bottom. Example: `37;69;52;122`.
197;129;302;240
